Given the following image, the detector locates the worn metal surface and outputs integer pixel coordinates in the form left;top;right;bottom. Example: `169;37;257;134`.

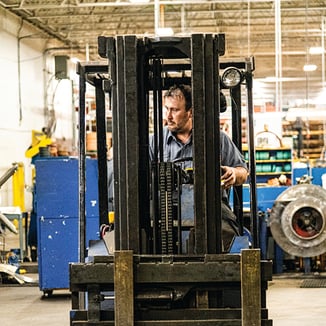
114;251;134;326
241;249;261;326
71;253;272;285
70;252;272;325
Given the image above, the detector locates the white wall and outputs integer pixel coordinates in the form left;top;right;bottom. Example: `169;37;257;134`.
0;9;76;210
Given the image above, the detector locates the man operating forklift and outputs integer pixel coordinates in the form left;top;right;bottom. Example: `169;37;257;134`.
108;84;248;252
148;84;249;252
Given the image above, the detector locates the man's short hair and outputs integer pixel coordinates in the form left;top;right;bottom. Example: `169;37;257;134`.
164;84;192;111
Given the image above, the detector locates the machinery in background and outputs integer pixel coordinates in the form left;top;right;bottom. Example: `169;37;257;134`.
270;184;326;258
0;211;18;235
0;163;27;262
25;129;53;159
0;162;25;216
270;173;326;273
69;34;273;325
0;162;34;284
0;163;19;190
25;104;57;159
234;165;326;275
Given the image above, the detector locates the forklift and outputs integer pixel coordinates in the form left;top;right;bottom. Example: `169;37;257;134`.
70;34;272;325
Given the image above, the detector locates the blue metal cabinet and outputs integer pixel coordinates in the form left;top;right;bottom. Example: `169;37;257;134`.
35;158;99;294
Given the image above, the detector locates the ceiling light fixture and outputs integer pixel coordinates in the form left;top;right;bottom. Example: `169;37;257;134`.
303;64;317;72
309;47;325;55
129;0;150;3
264;76;309;82
70;57;80;64
156;27;174;37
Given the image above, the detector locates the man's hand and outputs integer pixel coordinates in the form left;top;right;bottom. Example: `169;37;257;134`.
221;166;248;188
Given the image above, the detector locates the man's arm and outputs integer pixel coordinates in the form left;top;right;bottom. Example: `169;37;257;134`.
220;131;248;188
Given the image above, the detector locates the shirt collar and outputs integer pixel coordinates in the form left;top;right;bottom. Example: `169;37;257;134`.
167;129;193;145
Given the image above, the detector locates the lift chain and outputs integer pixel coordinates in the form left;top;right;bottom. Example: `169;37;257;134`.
159;162;175;254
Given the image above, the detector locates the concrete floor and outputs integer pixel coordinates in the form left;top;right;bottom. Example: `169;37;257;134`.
2;230;326;325
268;277;326;326
0;275;326;325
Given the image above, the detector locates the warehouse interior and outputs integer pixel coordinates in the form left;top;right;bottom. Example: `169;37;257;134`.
1;1;326;325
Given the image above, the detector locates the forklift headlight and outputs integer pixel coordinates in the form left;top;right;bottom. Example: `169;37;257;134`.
221;67;243;88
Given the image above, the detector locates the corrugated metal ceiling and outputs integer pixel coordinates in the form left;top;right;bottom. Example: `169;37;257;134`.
1;0;326;106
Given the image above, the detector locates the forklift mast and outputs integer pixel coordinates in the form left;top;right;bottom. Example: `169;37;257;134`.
100;34;225;255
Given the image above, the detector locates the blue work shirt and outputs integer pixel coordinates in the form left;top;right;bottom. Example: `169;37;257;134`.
149;126;247;171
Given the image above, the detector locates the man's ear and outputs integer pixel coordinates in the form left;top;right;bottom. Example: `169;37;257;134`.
188;107;193;118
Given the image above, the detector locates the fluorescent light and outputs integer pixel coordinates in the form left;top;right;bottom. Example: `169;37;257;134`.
263;77;303;82
70;57;80;64
264;76;280;82
309;47;325;55
303;64;317;72
129;0;150;3
156;27;174;37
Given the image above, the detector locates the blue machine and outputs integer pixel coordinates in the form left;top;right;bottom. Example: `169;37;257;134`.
35;157;99;295
237;167;326;273
292;166;326;186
